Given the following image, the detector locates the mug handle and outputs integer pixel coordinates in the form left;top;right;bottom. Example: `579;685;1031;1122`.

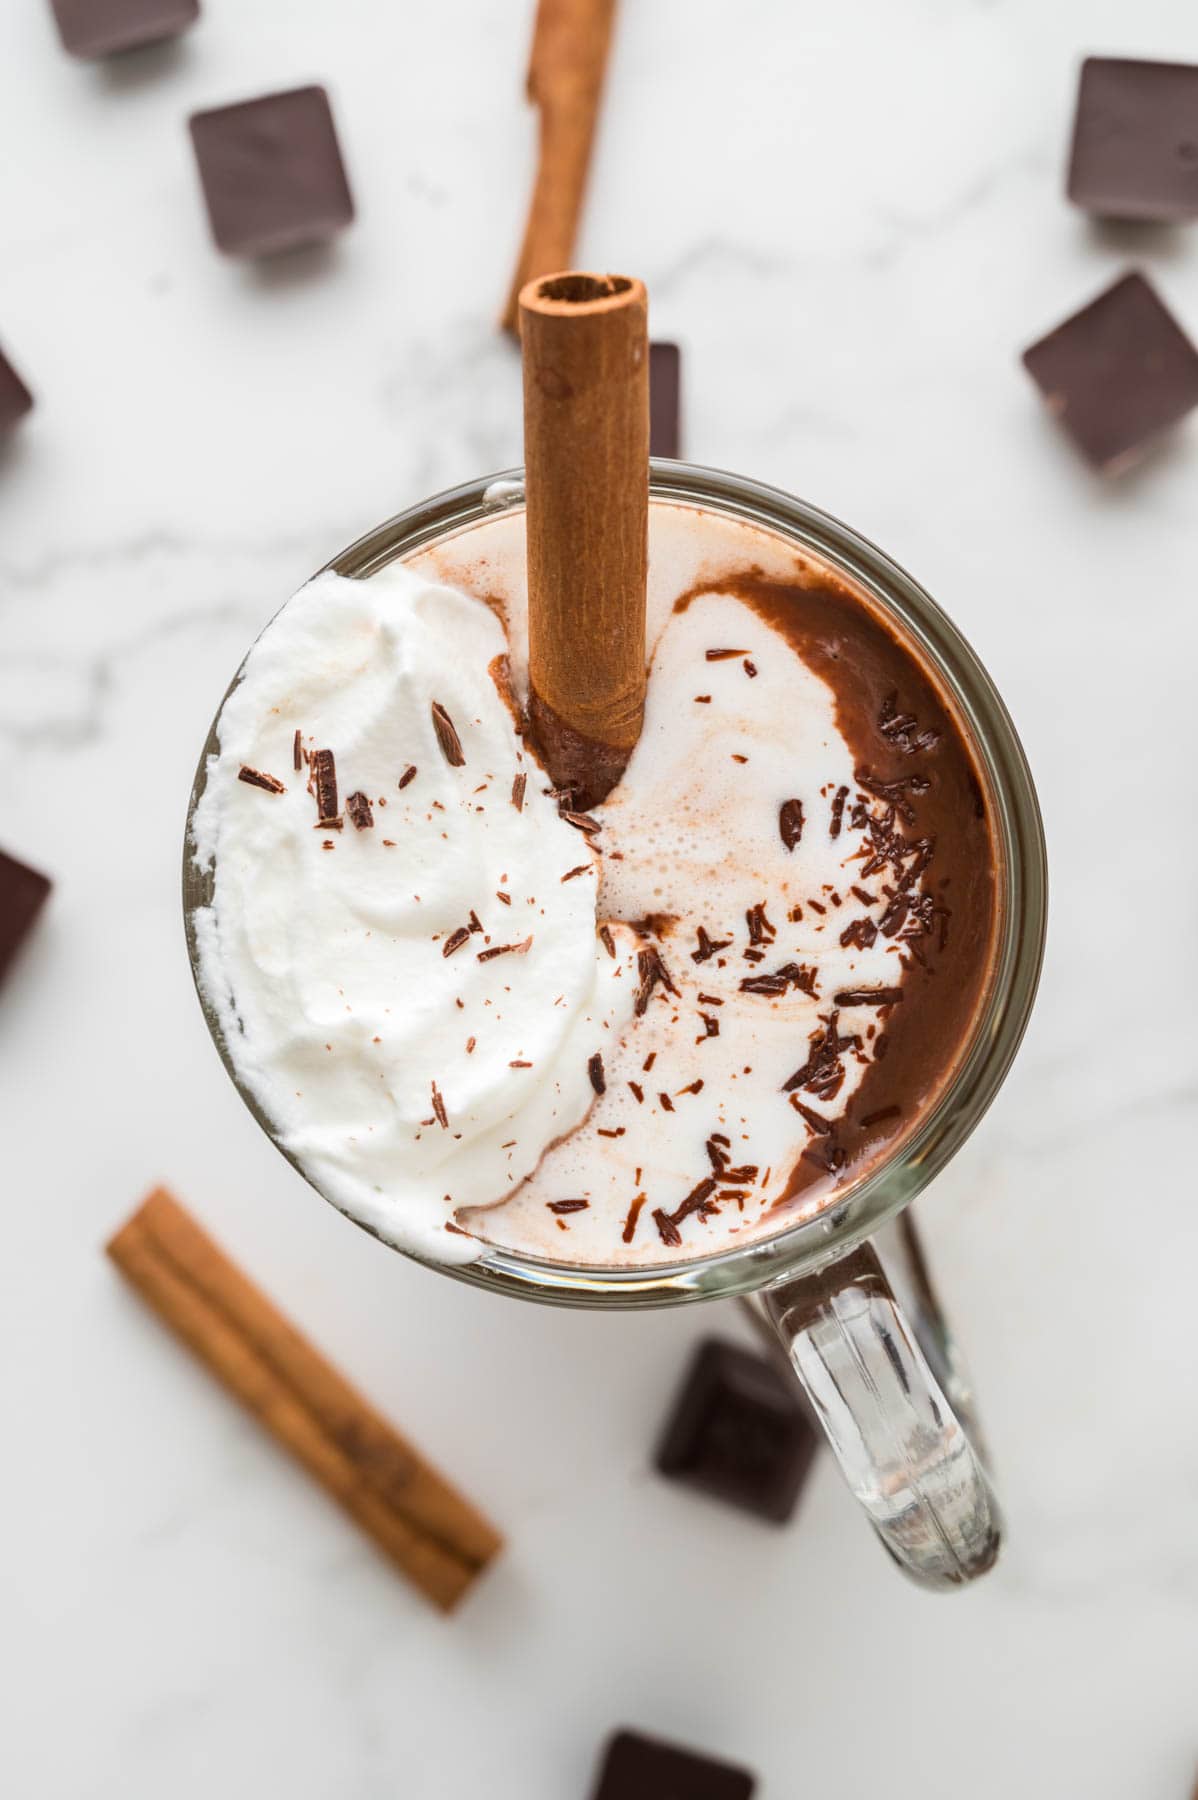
756;1221;1002;1589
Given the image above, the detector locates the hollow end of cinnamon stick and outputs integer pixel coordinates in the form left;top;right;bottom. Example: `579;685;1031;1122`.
520;269;648;808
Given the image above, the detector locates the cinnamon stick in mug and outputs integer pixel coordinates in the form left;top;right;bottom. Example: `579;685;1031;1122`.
107;1189;503;1611
519;270;649;806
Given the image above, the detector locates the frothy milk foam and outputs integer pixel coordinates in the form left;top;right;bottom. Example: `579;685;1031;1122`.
191;501;996;1268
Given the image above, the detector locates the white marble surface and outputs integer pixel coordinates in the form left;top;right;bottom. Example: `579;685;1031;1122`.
2;0;1197;1794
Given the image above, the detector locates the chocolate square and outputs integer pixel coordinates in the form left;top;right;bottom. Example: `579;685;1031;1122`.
188;87;355;258
0;348;33;432
649;341;681;459
592;1731;755;1800
1022;272;1198;472
1067;58;1198;221
49;0;199;60
0;850;51;987
655;1336;817;1523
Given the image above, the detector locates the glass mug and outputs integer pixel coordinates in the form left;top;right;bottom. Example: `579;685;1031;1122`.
184;463;1047;1590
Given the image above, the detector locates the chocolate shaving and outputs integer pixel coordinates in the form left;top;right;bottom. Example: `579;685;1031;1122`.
399;765;417;789
850;885;875;905
691;925;732;964
745;902;776;945
676;1079;704;1095
430;1082;449;1129
310;748;339;825
803;1140;848;1174
548;1199;589;1214
466;1036;476;1054
878;690;940;755
509;1060;532;1068
496;890;512;904
658;1093;675;1112
779;798;804;852
598;924;616;958
840;917;878;950
829;785;848;838
346;791;374;830
430;702;465;767
587;1052;605;1095
651;1209;682;1248
670;1177;719;1229
782;1010;861;1102
468;910;483;934
739;961;817;998
238;765;286;795
634;946;678;1015
834;986;904;1007
694;695;712;704
705;647;749;660
791;1099;832;1134
511;771;526;811
292;730;302;771
477;936;533;962
855;766;932;827
442;926;472;958
744;660;758;678
697;1012;720;1039
628;1081;644;1104
562;864;591;882
561;810;602;835
621;1193;646;1244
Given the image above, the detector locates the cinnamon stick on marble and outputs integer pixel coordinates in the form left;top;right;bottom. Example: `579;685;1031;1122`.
501;0;618;334
520;271;648;806
107;1189;502;1611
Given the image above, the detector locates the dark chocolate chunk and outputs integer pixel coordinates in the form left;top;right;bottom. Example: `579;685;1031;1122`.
591;1729;755;1800
587;1051;606;1094
0;849;51;988
1067;58;1198;221
345;791;374;830
50;0;198;59
648;341;681;459
1022;272;1198;472
188;86;354;258
655;1337;817;1524
0;347;33;433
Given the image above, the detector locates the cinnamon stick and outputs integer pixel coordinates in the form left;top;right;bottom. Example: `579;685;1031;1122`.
520;271;648;806
501;0;618;334
106;1190;502;1611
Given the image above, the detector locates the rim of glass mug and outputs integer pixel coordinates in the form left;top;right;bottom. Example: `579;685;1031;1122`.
183;461;1047;1310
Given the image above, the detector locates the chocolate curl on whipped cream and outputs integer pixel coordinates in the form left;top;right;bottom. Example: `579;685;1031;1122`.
519;271;648;808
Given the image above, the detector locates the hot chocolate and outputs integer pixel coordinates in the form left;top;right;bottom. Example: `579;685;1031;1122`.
190;498;997;1269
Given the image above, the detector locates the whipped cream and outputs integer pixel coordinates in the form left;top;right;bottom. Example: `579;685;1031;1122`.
191;566;638;1266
